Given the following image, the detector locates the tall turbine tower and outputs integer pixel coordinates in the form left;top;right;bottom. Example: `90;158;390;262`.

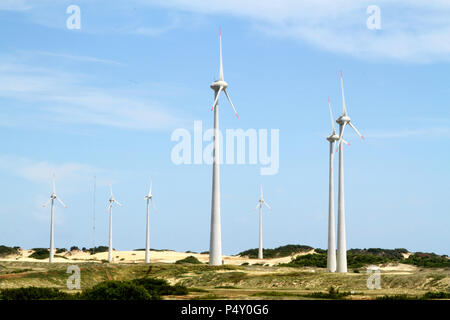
326;98;349;272
209;29;239;266
144;180;156;264
254;185;272;259
107;185;122;263
43;174;67;263
335;72;364;273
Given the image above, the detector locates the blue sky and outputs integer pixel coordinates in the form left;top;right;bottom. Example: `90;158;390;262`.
0;1;448;255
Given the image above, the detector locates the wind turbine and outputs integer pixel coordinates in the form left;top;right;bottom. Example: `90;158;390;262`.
208;29;239;266
254;185;272;259
335;72;364;273
107;185;122;263
42;174;67;263
144;180;156;264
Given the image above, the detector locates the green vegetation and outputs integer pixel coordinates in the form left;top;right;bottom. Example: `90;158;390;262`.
238;244;313;259
175;256;203;264
55;248;67;254
29;248;49;260
0;287;71;300
282;253;327;268
86;246;109;254
304;286;352;300
0;245;20;257
404;253;450;268
80;280;154;300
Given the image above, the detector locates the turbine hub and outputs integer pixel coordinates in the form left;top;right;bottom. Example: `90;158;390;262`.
327;133;339;142
336;115;351;125
50;193;56;199
210;80;228;90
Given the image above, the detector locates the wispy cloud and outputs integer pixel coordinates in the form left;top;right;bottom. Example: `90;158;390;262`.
148;0;450;62
32;51;125;66
0;60;186;131
367;127;450;139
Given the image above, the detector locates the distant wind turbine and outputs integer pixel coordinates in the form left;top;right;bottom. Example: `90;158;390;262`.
209;29;239;266
107;185;122;263
144;180;156;264
42;174;67;263
335;72;364;273
254;185;272;259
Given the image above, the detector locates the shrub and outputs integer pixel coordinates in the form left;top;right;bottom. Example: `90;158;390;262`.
29;248;49;260
238;244;313;259
80;281;153;300
175;256;202;264
283;253;327;268
87;246;109;254
70;246;80;252
0;287;70;300
132;278;188;296
56;248;67;254
304;286;351;300
403;253;450;268
0;245;19;257
422;291;450;299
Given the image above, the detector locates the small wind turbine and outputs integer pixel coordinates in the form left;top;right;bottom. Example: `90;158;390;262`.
43;174;67;263
107;185;122;263
209;28;239;266
144;180;156;264
254;185;272;260
335;72;364;273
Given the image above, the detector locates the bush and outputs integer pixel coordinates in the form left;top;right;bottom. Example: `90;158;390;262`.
80;281;153;300
422;291;450;299
0;245;19;257
87;246;109;254
304;286;351;300
238;244;313;259
283;253;327;268
403;253;450;268
175;256;202;264
70;246;80;252
0;287;70;300
132;278;188;296
56;248;67;254
29;248;49;260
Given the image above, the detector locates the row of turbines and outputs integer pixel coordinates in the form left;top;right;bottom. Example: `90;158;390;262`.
208;30;364;273
42;30;362;273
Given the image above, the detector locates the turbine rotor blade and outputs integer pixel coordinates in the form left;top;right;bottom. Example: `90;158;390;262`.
43;199;51;208
348;122;365;140
223;89;239;119
109;185;113;198
219;28;224;81
211;86;223;111
254;203;260;211
52;174;56;194
114;200;123;207
264;201;272;211
340;71;347;116
328;97;335;132
342;139;350;146
56;197;67;208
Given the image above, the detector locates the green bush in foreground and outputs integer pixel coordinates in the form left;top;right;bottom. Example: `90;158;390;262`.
81;281;153;300
0;287;70;300
0;245;20;257
403;253;450;268
0;278;188;300
238;244;314;259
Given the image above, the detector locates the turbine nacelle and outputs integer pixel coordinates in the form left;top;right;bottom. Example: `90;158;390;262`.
327;133;339;142
210;80;228;90
336;115;351;125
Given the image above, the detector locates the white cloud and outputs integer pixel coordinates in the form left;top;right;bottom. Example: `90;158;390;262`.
148;0;450;62
0;60;185;131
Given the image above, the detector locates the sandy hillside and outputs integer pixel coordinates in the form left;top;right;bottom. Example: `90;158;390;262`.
0;248;316;266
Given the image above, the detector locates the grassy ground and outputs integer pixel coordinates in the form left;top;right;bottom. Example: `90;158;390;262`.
0;261;448;299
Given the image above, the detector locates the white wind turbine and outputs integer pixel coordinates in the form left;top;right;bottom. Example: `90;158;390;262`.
335;72;364;273
42;174;67;263
107;185;122;263
326;98;350;272
144;180;156;264
209;29;239;266
254;185;272;259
